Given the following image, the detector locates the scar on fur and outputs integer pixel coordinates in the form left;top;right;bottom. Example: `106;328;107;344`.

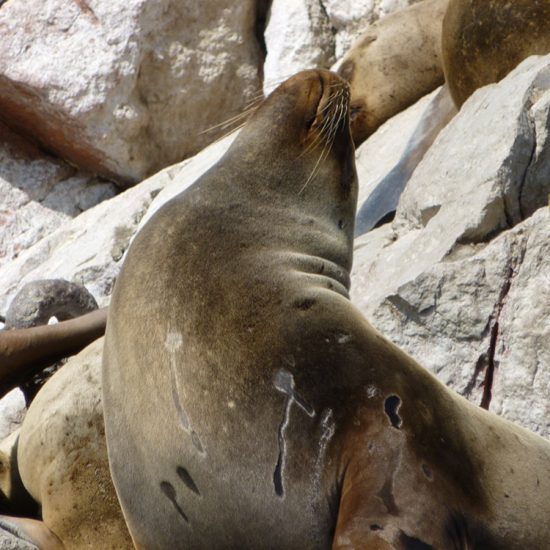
313;409;336;492
272;369;316;498
160;481;189;524
165;330;205;454
384;395;402;429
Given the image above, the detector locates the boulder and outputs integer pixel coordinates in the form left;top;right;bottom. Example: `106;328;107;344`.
0;122;116;271
17;338;132;549
4;279;98;329
0;0;262;184
351;55;550;435
0;132;236;314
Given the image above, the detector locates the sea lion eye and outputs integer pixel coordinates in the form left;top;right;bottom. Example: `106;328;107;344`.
350;105;362;122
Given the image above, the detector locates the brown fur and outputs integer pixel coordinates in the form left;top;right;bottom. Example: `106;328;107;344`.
442;0;550;107
337;0;448;146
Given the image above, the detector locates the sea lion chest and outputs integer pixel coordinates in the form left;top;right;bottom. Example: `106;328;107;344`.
104;178;355;549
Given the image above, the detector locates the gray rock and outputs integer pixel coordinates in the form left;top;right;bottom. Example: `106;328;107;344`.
0;122;117;271
4;279;98;329
0;0;262;184
491;211;550;436
351;55;550;436
394;55;550;240
356;89;440;207
0;525;37;550
0;133;236;313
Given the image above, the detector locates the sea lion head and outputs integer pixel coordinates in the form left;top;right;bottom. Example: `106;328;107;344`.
227;69;357;227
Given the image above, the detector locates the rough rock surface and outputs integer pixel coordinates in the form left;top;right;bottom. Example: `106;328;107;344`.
17;338;132;549
4;279;98;329
0;529;36;550
0;122;117;271
263;0;335;94
0;0;262;184
0;133;236;315
355;88;439;209
351;54;550;435
323;0;424;58
263;0;422;93
0;391;26;443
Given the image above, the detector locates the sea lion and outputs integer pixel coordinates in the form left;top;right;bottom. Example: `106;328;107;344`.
0;307;107;398
442;0;550;108
0;429;36;517
337;0;449;147
16;337;132;549
103;69;550;548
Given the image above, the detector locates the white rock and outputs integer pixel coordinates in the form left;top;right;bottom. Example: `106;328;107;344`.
394;55;550;237
0;0;261;183
0;390;26;443
355;88;439;210
354;55;550;309
263;0;335;95
491;211;550;436
0;123;117;270
351;55;550;435
0;132;235;314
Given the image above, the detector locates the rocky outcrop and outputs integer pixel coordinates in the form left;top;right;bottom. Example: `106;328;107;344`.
351;54;550;435
0;0;262;184
0;133;236;315
0;122;117;272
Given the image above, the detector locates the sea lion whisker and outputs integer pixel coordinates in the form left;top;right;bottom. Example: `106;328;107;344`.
200;103;260;135
300;94;341;156
300;109;334;156
298;132;335;195
300;114;334;157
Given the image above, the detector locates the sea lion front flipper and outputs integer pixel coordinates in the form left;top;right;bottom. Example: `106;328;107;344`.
0;515;64;549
